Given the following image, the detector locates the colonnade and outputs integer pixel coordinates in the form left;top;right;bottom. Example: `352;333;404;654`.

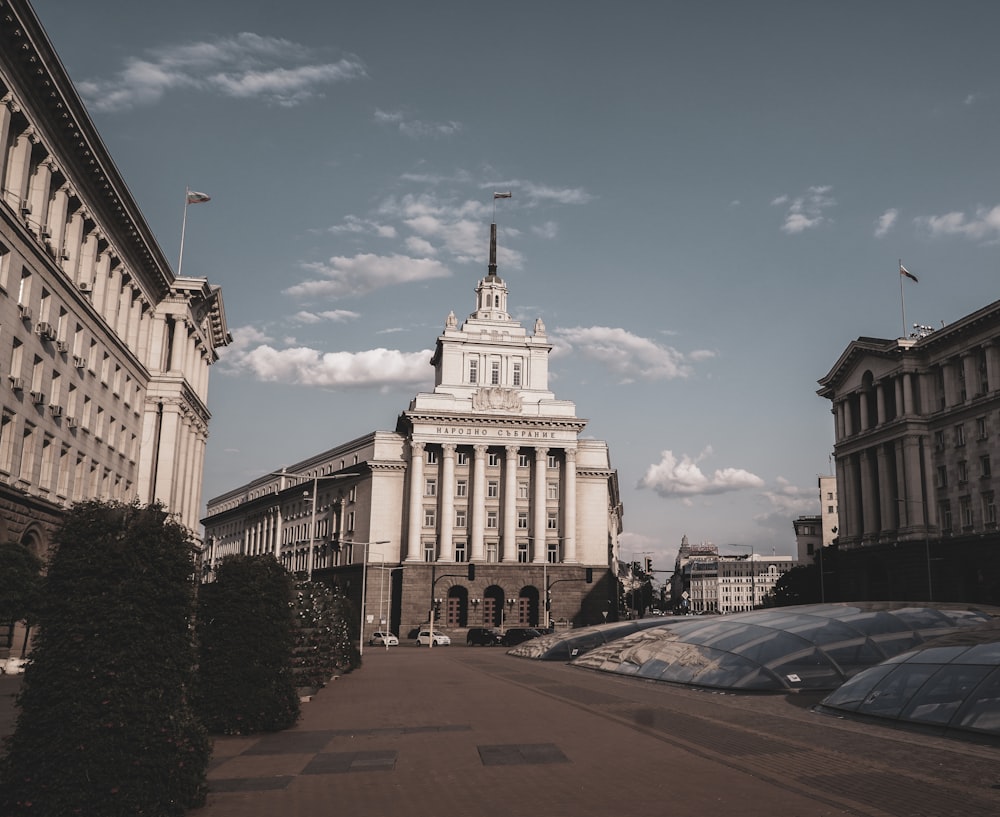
404;440;578;564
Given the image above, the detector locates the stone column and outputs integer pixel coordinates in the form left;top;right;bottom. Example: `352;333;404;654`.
533;447;549;563
170;317;187;372
985;341;1000;395
502;445;518;562
470;444;487;560
902;371;915;415
439;443;456;562
875;381;886;426
876;444;894;535
859;391;870;432
405;441;425;561
962;352;978;401
563;447;577;563
859;449;877;540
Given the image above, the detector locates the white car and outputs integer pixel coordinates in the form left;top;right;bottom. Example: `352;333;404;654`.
416;630;451;646
369;631;399;646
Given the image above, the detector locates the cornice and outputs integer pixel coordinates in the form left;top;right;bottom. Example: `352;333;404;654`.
402;410;587;432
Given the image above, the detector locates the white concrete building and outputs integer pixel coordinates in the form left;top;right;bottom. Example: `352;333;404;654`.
0;0;230;565
203;223;621;640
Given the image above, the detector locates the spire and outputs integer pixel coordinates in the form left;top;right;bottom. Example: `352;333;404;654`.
488;223;498;277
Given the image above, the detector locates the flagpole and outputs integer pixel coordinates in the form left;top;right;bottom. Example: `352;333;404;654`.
899;258;906;339
178;187;191;276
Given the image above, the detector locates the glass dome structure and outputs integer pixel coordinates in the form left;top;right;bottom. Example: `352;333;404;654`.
511;603;999;693
817;625;1000;739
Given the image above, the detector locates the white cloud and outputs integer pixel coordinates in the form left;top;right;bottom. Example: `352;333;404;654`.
752;477;818;528
219;327;432;389
875;208;898;238
292;309;360;324
553;326;698;382
286;253;451;299
487;180;593;206
638;448;764;498
328;215;397;239
374;108;462;138
78;33;366;111
917;205;1000;242
531;221;559;240
774;185;835;234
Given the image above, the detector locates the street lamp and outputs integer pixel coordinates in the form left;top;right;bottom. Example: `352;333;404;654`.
267;470;358;580
357;539;390;657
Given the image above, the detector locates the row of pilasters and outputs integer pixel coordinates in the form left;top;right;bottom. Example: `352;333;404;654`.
404;440;578;564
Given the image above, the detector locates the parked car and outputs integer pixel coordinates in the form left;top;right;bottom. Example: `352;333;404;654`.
501;627;543;647
466;627;503;646
369;631;399;646
416;630;451;646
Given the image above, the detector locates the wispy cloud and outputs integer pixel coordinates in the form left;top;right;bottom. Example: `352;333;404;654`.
487;180;593;207
917;204;1000;242
552;326;707;382
327;215;397;239
286;253;451;299
374;109;462;138
77;32;365;111
638;447;764;498
773;185;835;234
219;326;431;389
752;477;818;529
292;309;360;324
875;208;898;238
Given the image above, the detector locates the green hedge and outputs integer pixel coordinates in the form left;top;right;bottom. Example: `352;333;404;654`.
0;501;209;817
292;580;361;690
194;555;300;734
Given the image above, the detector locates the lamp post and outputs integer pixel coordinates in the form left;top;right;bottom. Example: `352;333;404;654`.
266;470;358;580
357;540;390;657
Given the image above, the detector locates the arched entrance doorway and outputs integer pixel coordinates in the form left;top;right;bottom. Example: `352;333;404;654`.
483;585;504;628
517;585;540;627
445;585;469;627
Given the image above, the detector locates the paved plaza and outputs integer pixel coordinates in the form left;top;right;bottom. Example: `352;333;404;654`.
3;646;1000;816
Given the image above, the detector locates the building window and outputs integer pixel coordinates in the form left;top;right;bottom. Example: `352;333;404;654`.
425;479;436;497
424;507;436;527
937;465;948;489
518;453;530;468
486;511;498;529
517;511;528;529
517;541;528;563
978;416;989;440
958;461;968;484
547;454;558;468
983;492;997;528
512;361;522;387
487;480;499;498
455;541;467;562
517;481;529;499
827;492;834;500
547;542;559;563
486;542;498;563
961;495;974;529
424;542;435;562
457;451;468;466
469;359;478;384
828;505;835;514
981;455;992;478
456;479;468;497
455;508;467;528
426;449;438;464
547;482;559;500
939;500;952;532
547;512;558;530
488;452;500;467
955;424;966;447
934;429;945;449
491;360;500;385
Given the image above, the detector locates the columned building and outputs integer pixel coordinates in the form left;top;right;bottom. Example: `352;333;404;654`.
0;0;231;558
818;300;1000;603
203;224;622;640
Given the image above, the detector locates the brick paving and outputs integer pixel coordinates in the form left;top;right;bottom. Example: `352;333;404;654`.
4;647;1000;816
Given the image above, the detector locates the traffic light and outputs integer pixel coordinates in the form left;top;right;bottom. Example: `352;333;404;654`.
467;563;475;581
644;557;653;573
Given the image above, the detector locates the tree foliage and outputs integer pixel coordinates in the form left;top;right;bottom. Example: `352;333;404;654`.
194;555;300;734
0;501;209;817
291;580;360;690
0;541;43;629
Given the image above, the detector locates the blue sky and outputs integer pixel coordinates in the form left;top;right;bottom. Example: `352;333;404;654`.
32;1;1000;569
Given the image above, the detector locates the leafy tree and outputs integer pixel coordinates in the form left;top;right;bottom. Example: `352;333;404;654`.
291;580;360;691
0;542;43;650
195;555;300;734
0;501;209;817
771;563;822;606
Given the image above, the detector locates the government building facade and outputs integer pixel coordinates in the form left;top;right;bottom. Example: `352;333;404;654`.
0;0;231;566
203;225;622;641
818;300;1000;603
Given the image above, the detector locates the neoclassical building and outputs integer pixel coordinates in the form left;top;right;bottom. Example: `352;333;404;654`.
0;0;231;567
203;224;622;640
817;300;1000;603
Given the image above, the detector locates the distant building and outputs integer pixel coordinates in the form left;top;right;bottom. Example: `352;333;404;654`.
0;1;230;559
687;553;795;614
202;223;621;641
793;515;822;563
817;300;1000;603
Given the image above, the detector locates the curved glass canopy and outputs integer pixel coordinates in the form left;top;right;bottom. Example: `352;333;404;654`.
510;603;999;693
817;626;1000;739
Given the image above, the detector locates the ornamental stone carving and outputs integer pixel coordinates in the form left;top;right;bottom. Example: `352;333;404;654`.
471;386;522;412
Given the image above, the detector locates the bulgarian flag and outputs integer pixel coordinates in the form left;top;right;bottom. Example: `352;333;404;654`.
900;263;918;282
186;190;211;204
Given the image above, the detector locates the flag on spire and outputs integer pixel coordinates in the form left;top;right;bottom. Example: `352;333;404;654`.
186;190;211;204
900;263;918;282
493;191;512;199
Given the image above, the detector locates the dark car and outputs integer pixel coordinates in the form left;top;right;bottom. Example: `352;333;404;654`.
467;627;503;646
501;627;543;647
